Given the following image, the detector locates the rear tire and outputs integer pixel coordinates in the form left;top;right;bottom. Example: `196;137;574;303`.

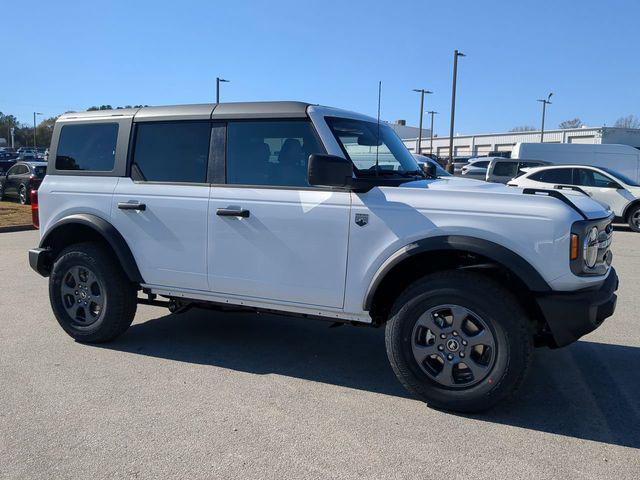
49;242;137;343
627;204;640;232
18;184;29;205
385;270;533;413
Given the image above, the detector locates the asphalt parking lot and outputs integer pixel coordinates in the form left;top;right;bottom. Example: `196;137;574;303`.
1;229;639;479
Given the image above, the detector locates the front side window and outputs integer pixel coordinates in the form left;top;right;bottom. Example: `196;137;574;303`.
132;122;210;183
56;123;118;171
600;167;640;187
326;117;421;176
575;169;619;188
226;120;324;187
530;168;573;184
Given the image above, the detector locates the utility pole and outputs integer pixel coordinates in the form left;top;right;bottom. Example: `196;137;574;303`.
412;88;432;155
448;50;465;172
216;77;230;103
537;93;553;142
33;112;42;148
427;111;438;155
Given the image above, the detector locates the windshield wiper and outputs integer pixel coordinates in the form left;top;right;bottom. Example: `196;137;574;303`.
358;169;400;177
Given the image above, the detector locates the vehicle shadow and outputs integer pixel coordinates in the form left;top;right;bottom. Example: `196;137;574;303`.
613;223;634;233
99;308;640;449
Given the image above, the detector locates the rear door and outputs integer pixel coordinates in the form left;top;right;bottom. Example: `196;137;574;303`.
111;121;212;291
487;160;518;183
207;119;351;308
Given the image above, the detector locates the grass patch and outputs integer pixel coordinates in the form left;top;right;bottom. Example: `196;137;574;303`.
0;200;32;227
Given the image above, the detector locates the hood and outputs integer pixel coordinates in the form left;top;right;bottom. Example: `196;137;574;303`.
399;178;611;220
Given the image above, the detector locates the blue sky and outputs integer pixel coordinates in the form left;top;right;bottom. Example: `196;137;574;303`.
2;0;639;135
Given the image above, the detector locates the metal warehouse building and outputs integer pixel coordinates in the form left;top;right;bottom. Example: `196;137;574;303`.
401;127;640;158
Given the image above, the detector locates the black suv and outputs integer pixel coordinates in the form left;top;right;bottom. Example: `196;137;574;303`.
0;161;47;204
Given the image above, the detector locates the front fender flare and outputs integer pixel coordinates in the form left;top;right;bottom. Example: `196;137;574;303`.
363;235;551;310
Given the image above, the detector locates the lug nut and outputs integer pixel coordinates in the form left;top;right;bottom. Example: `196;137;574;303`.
452;331;458;336
460;352;465;358
440;333;447;339
447;354;453;361
462;340;468;346
438;345;444;351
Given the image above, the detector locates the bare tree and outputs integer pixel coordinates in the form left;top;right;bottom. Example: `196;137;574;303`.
614;115;640;129
558;118;583;129
509;125;536;132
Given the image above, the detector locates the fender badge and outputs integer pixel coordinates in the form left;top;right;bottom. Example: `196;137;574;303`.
355;213;369;227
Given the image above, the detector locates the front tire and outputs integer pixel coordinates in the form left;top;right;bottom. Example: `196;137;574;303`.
49;242;137;343
627;204;640;232
385;270;533;413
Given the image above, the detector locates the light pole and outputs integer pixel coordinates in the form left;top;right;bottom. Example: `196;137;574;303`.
33;112;42;148
427;111;438;155
537;93;553;142
216;77;230;103
448;50;465;171
412;88;432;155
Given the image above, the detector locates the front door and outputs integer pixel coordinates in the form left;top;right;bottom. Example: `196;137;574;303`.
573;168;631;216
208;120;351;308
111;120;212;291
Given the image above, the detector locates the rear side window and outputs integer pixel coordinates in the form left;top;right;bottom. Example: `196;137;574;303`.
226;120;324;187
529;168;573;184
56;123;118;171
492;162;518;177
132;122;211;183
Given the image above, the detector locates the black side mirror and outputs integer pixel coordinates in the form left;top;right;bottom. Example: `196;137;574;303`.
422;162;437;178
307;154;353;188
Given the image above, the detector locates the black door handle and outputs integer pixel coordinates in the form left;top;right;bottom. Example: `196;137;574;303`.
118;201;146;211
216;208;250;218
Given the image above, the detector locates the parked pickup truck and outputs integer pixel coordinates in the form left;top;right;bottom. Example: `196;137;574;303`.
28;102;618;413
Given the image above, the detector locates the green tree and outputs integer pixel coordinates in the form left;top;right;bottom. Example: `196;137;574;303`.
0;112;21;145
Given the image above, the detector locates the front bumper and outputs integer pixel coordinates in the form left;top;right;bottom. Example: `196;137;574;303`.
536;268;618;347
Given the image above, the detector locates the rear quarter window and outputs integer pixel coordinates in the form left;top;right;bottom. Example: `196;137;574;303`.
55;123;119;171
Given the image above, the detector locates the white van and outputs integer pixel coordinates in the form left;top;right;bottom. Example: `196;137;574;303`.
511;143;640;184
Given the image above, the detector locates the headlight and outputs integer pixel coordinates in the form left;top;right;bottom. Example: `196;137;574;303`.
583;227;599;268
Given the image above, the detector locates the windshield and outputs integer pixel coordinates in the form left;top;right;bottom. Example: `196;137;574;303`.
326;117;421;176
600;167;640;187
34;166;47;177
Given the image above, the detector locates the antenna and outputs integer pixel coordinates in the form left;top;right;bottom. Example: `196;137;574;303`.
375;80;381;175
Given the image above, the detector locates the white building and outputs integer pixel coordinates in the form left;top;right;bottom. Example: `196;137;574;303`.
388;120;431;143
402;127;640;158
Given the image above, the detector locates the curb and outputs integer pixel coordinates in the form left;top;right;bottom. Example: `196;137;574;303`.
0;224;35;233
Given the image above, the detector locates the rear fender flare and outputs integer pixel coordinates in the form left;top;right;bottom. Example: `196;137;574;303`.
40;213;143;283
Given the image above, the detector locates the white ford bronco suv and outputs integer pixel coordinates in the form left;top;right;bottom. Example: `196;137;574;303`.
29;102;618;412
